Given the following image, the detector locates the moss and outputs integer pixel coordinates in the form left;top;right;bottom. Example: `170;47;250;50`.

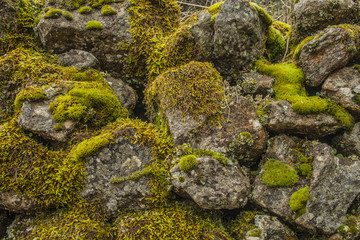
179;155;198;173
255;59;354;130
249;2;273;26
86;20;104;30
101;5;117;16
145;61;224;124
260;159;299;187
89;0;116;8
299;163;312;179
176;144;228;165
54;123;64;131
354;94;360;105
226;132;254;164
293;36;314;59
59;0;86;10
266;26;286;62
178;176;185;182
228;211;261;239
62;10;74;20
44;8;63;19
289;186;310;216
13;86;46;111
78;6;92;14
207;2;224;25
247;228;262;237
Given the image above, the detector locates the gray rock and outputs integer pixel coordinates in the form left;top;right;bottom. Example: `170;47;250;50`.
292;0;359;42
332;122;360;157
58;49;99;69
295;143;360;234
0;190;36;213
18;101;76;142
241;72;275;97
80;136;153;215
298;27;357;87
265;100;342;138
321;67;360;119
170;156;250;210
106;75;137;112
190;11;213;60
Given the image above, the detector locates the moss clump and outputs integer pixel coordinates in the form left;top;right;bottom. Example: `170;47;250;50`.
207;2;224;25
247;228;262;237
44;8;63;19
62;10;74;20
266;26;286;62
261;159;299;187
228;211;261;239
179;155;198;173
354;94;360;105
89;0;117;8
226;132;254;164
300;163;312;179
101;5;117;16
13;86;46;111
249;2;273;26
145;61;224;124
293;36;314;59
289;186;310;216
58;0;86;10
78;6;92;14
255;59;354;130
86;20;104;30
54;123;64;131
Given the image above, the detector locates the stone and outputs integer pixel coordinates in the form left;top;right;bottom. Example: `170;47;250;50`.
0;209;14;239
18;101;76;142
170;156;251;210
57;49;100;69
265;100;342;138
295;143;360;234
0;190;36;213
332;122;360;157
80;136;153;215
241;72;275;97
106;75;137;112
298;27;357;87
292;0;359;42
321;67;360;119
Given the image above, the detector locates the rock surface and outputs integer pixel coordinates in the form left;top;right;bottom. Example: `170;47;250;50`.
298;27;357;87
170;156;251;210
241;72;275;97
0;190;36;213
57;49;99;69
332;122;360;157
106;76;137;112
265;100;342;138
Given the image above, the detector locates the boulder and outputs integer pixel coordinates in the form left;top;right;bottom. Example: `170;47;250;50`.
321;67;360;119
106;75;137;112
332;122;360;157
0;190;36;213
292;0;359;42
298;27;358;87
170;156;251;210
265;100;342;138
57;49;100;69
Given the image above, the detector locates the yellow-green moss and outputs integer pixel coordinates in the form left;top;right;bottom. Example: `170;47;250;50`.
14;86;46;111
255;59;354;130
101;4;117;16
355;94;360;105
179;155;197;173
299;163;312;179
79;6;92;14
207;2;224;25
176;144;228;165
266;26;286;62
293;36;314;59
86;20;104;30
62;10;74;20
54;122;64;131
289;186;310;216
249;2;273;26
247;228;262;237
260;159;299;187
226;132;254;163
228;211;261;239
89;0;118;8
44;8;63;18
145;61;224;124
59;0;86;10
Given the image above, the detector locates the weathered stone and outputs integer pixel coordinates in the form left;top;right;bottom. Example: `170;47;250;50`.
170;156;250;210
321;67;360;119
190;11;213;59
58;49;99;69
80;136;153;215
106;76;137;112
292;0;359;42
241;72;275;97
265;100;342;138
298;27;357;87
0;190;36;213
295;143;360;235
332;122;360;157
18;101;76;142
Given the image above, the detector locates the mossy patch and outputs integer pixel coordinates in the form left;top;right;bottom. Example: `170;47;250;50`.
260;159;299;187
249;2;273;26
266;26;286;62
44;8;63;18
293;36;314;59
355;94;360;105
14;86;46;111
247;228;262;237
207;1;224;25
62;10;74;20
176;143;228;165
226;132;254;164
101;5;117;16
86;21;104;30
289;186;310;216
58;0;86;10
179;155;197;173
228;211;261;239
78;6;92;14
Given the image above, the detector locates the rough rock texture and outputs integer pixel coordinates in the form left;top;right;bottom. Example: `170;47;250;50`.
80;136;153;215
170;156;251;210
265;100;342;138
292;0;359;42
245;215;297;240
332;122;360;157
298;27;357;87
18;101;76;142
106;76;137;112
321;67;360;119
241;72;275;97
0;190;36;213
296;143;360;234
0;0;16;38
36;2;132;74
191;0;267;79
57;49;99;69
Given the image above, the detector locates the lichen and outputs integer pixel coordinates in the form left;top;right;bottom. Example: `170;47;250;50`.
44;8;63;19
86;20;104;30
289;186;310;216
179;155;198;173
101;4;117;16
266;26;286;62
78;6;92;14
260;159;299;187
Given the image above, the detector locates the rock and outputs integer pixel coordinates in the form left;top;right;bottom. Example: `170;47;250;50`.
18;101;76;142
57;49;99;69
332;122;360;157
321;67;360;119
36;2;132;74
298;27;358;87
170;156;251;210
80;136;153;215
241;72;275;97
295;143;360;234
0;190;36;213
106;75;137;112
190;11;213;59
265;100;342;138
292;0;359;42
0;209;14;239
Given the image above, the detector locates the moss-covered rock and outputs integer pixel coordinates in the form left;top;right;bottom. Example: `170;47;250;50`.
266;25;286;62
289;186;310;216
101;4;117;16
260;158;299;187
179;155;197;173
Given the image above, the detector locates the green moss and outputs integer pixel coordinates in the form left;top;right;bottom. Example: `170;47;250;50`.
207;2;224;25
247;228;262;237
59;0;86;10
228;211;261;239
179;155;197;173
44;8;63;19
355;94;360;105
54;123;64;131
79;6;92;14
176;144;228;165
226;132;254;164
289;186;310;216
300;163;312;179
14;86;46;111
86;20;104;30
249;2;273;26
101;5;117;16
62;10;74;20
178;176;185;182
261;159;299;187
89;0;116;8
266;26;286;62
255;59;354;130
293;36;314;59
